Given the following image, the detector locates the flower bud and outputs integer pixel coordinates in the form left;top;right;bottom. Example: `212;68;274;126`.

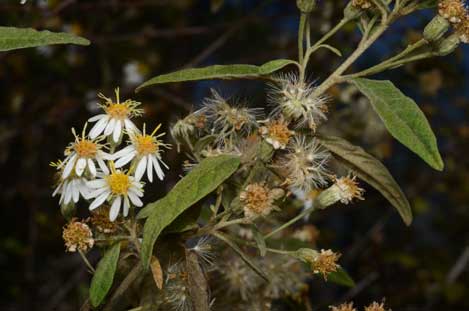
315;175;364;208
296;0;316;13
435;33;461;56
424;15;450;41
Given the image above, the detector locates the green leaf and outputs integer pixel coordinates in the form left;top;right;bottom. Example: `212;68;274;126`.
90;243;121;307
136;59;297;91
0;26;90;51
140;155;241;269
351;78;443;171
328;267;355;287
317;135;412;225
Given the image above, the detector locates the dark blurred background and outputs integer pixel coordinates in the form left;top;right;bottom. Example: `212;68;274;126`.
0;0;468;310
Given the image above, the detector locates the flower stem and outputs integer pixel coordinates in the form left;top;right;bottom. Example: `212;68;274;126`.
78;249;96;273
264;205;316;239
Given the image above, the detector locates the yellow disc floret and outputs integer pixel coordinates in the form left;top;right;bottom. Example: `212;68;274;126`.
105;103;130;120
107;172;131;195
136;134;158;155
74;139;98;158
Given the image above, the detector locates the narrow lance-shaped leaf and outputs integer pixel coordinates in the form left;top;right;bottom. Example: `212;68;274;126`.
317;135;412;225
328;267;355;287
140;155;241;269
0;26;90;51
351;78;444;171
90;243;120;307
136;59;298;91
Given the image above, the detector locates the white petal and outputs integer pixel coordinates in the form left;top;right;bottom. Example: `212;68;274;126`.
87;179;107;189
89;116;109;139
75;158;87;177
96;157;110;175
127;191;143;207
135;156;147;181
98;150;113;161
123;197;130;217
88;159;97;177
64;181;73;204
89;186;110;198
88;114;106;123
129;187;144;197
112;145;135;159
109;196;122;221
124;119;139;134
52;183;62;197
62;153;77;179
115;151;136;168
147;155;154;182
72;180;80;203
104;118;116;136
113;121;122;143
152;156;165;181
89;191;110;210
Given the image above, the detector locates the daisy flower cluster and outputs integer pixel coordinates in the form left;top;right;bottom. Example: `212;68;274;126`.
52;88;170;222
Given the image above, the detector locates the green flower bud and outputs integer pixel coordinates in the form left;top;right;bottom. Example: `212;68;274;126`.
424;15;450;42
435;33;461;56
294;248;319;262
296;0;316;13
344;2;363;20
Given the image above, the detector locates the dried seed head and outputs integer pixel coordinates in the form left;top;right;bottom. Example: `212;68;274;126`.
317;174;364;207
259;118;294;150
278;136;330;192
269;74;328;131
456;15;469;43
352;0;373;9
364;301;391;311
62;219;94;252
240;183;284;218
312;249;341;279
90;206;120;233
438;0;466;24
330;302;357;311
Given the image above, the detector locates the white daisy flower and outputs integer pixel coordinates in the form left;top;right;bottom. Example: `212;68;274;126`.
88;88;143;143
87;168;144;221
60;127;112;179
268;73;329;131
51;161;92;205
113;124;170;182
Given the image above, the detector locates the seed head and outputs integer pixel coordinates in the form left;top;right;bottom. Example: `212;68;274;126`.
364;301;391;311
269;74;328;131
330;302;357;311
90;206;120;233
62;219;94;252
259;118;294;150
317;174;364;207
456;15;469;43
277;136;330;192
438;0;466;24
240;183;284;218
352;0;373;9
312;249;341;279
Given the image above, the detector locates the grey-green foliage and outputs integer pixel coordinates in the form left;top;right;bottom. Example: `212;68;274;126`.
90;243;121;307
136;59;297;91
140;155;241;269
0;26;90;51
317;135;412;225
352;78;444;171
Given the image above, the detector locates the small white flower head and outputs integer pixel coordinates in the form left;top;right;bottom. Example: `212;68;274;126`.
113;123;170;182
239;182;284;219
259;117;294;150
62;219;94;252
317;174;364;207
201;89;262;142
51;160;92;205
87;165;144;221
60;126;112;179
268;74;329;131
311;249;341;279
438;0;466;24
88;88;143;143
330;302;357;311
278;136;330;192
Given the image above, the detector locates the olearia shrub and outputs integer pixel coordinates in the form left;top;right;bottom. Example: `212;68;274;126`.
44;0;468;310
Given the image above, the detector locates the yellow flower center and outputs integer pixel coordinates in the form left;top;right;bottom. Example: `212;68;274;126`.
107;172;130;195
136;135;158;155
74;140;98;158
106;103;130;120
